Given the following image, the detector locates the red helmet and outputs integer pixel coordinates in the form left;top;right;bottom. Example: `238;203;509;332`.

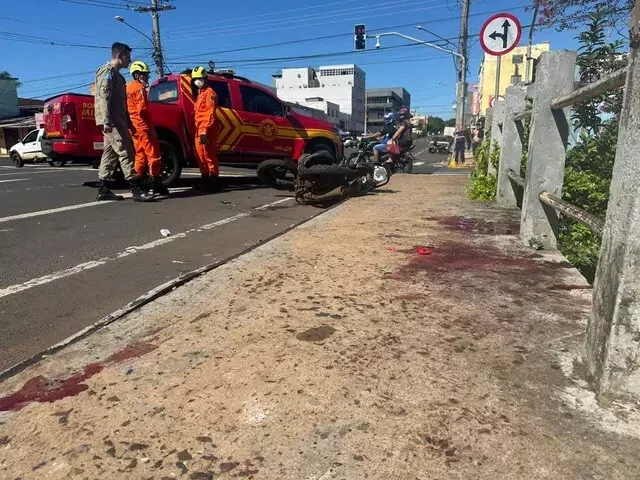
397;107;413;119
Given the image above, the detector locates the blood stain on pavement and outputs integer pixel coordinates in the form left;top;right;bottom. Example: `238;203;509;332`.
0;364;103;411
0;341;159;411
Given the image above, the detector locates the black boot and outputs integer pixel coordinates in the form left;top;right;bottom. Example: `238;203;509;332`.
96;180;124;201
207;175;220;192
130;179;156;202
193;174;210;191
151;176;170;196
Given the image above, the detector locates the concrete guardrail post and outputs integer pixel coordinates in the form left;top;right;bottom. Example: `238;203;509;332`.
586;1;640;398
520;51;576;249
487;100;505;176
485;107;493;144
496;86;526;207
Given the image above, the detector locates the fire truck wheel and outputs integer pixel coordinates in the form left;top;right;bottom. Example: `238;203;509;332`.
159;140;182;187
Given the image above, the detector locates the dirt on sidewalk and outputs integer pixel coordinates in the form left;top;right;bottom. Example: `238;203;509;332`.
1;175;640;480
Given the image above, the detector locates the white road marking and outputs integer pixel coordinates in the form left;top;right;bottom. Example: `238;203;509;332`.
0;197;293;299
0;178;29;184
413;162;425;166
0;186;193;224
0;166;95;173
0;196;131;223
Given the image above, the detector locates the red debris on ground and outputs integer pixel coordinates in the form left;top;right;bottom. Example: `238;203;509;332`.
415;246;434;256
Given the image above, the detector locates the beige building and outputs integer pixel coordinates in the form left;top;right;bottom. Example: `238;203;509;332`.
477;42;550;116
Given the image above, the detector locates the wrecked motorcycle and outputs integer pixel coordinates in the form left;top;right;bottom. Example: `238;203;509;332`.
256;151;389;204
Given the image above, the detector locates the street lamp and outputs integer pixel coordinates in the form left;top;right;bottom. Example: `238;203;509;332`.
114;15;154;45
114;15;165;76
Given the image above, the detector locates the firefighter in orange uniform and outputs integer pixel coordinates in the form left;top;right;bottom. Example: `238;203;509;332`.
126;61;169;196
191;66;220;191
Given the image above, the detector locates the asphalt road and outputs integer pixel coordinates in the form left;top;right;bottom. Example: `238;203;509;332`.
0;139;465;371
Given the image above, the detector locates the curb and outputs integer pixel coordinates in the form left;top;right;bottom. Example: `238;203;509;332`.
0;199;343;383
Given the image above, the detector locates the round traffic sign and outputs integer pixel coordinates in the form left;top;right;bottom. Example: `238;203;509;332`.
480;13;522;56
489;95;505;108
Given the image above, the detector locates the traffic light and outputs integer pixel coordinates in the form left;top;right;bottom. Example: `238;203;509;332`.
354;24;366;51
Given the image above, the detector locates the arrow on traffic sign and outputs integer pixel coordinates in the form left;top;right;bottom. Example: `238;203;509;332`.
488;20;511;49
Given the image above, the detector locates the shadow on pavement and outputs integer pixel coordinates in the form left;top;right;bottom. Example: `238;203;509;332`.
82;176;268;199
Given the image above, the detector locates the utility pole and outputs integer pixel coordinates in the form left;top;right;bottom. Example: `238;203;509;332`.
455;0;470;128
134;0;175;77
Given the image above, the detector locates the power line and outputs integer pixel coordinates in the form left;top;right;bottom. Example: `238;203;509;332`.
0;31;109;49
169;43;429;67
165;0;444;40
21;70;97;84
166;0;364;32
0;15;104;41
59;0;146;10
165;3;456;43
165;4;529;61
34;82;94;100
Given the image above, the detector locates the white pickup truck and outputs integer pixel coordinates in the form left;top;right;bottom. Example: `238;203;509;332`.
9;128;58;167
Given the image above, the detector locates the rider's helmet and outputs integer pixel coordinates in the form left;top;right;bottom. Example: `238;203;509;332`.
397;107;413;120
383;112;396;125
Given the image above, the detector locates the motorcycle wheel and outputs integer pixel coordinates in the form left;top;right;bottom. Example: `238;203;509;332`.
297;163;356;182
399;153;414;174
257;159;296;190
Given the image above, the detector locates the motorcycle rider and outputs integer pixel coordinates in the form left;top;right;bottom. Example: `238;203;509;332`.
393;107;414;150
94;42;154;202
367;112;398;163
191;66;220;191
126;60;169;196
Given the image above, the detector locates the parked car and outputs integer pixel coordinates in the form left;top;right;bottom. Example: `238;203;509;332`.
42;71;342;185
9;128;52;167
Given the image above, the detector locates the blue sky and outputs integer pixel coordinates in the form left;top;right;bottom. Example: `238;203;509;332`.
0;0;619;118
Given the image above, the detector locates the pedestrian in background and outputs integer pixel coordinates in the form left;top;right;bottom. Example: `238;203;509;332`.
94;42;154;202
454;126;466;165
191;66;220;192
126;60;169;197
472;124;484;158
464;126;472;151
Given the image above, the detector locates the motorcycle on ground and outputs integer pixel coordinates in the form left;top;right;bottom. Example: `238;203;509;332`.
256;149;389;205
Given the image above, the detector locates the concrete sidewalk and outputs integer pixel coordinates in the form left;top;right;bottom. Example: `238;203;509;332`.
1;175;640;479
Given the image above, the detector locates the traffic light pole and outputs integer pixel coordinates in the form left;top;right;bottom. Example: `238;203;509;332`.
370;31;464;126
370;32;464;61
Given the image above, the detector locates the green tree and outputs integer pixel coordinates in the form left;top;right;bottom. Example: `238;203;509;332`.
0;71;21;88
426;116;444;134
558;8;626;282
534;0;633;30
571;10;627;133
444;118;456;127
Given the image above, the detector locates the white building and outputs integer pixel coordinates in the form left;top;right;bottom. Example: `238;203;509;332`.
272;64;366;134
